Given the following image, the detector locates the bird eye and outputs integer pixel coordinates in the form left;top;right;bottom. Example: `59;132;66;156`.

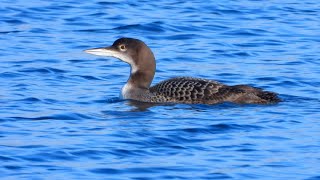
119;45;126;51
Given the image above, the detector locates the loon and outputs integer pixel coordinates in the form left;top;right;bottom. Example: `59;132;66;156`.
85;38;280;104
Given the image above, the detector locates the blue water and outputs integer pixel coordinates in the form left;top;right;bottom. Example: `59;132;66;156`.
1;0;320;179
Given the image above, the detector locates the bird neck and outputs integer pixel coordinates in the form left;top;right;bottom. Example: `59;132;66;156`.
127;67;155;90
121;68;155;100
121;43;156;100
127;44;156;89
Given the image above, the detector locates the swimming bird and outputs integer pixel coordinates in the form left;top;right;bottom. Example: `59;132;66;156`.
85;38;280;104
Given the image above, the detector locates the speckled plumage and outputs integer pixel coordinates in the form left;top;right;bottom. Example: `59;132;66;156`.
149;77;223;103
85;38;280;105
148;77;280;104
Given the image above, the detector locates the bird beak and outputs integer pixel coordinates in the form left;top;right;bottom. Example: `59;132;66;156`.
84;46;132;64
84;46;116;57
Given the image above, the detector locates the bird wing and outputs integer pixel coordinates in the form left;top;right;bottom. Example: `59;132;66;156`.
149;77;244;103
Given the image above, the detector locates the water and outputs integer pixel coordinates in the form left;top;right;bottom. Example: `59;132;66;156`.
1;0;319;179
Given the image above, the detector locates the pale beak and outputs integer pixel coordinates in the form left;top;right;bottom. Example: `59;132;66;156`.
84;46;133;64
84;46;116;57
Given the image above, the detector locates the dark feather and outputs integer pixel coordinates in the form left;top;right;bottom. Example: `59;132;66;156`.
149;77;280;104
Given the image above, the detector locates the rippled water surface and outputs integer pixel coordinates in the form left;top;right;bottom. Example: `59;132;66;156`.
1;0;320;179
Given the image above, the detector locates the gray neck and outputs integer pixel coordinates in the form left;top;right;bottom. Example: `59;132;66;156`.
122;45;156;99
128;43;156;89
128;69;154;89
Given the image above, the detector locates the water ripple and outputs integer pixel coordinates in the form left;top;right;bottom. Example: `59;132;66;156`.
1;0;320;179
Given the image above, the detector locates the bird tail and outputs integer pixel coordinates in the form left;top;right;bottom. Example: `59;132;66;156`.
257;91;281;103
232;85;281;104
